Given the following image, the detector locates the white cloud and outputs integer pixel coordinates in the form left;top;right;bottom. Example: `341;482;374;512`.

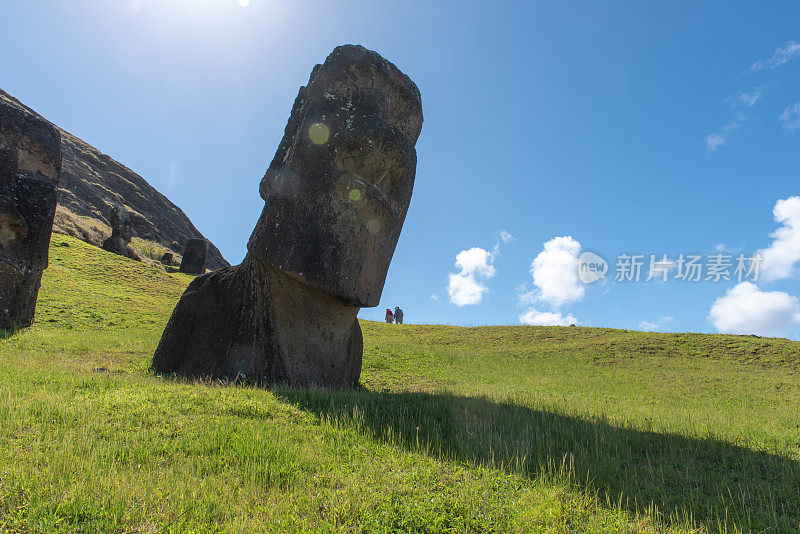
706;133;726;151
519;309;578;327
498;229;516;244
707;88;763;151
708;198;800;338
447;231;515;306
750;41;800;71
522;236;585;309
712;243;744;255
779;103;800;133
516;283;536;306
455;247;496;277
429;294;440;302
447;247;496;306
639;316;673;332
735;89;762;108
708;282;800;337
517;236;584;326
448;273;488;306
757;196;800;281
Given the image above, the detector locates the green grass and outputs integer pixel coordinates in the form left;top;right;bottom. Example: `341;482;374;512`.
129;237;181;268
1;234;798;533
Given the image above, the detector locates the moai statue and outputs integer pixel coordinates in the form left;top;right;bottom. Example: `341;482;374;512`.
160;252;174;265
0;95;62;329
152;45;423;387
179;238;207;274
102;204;140;261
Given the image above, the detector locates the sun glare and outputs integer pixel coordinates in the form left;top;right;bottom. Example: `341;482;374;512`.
124;0;252;16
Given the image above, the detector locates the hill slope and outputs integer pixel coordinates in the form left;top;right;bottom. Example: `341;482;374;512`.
1;236;798;533
0;88;228;270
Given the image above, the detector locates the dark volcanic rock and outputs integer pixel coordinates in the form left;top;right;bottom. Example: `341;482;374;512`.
153;44;422;387
160;252;174;265
179;238;208;274
0;89;228;270
0;92;62;329
101;204;140;261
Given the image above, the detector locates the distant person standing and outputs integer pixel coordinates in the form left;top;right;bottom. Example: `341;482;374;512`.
385;308;394;323
394;306;404;324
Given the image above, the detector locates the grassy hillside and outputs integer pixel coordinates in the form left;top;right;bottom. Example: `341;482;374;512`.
1;235;798;533
0;87;228;271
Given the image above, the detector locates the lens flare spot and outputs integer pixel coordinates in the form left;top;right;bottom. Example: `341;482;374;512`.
348;189;362;202
308;122;330;145
366;219;380;235
123;0;142;16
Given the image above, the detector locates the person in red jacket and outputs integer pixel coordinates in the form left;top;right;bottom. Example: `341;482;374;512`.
385;309;394;323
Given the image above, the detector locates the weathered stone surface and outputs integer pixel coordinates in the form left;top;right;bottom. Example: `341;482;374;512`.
0;89;229;270
160;252;174;265
179;238;208;274
101;204;140;261
153;44;422;387
0;94;62;329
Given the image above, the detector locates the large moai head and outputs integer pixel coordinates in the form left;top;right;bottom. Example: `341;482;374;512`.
247;45;423;307
0;95;62;329
179;238;208;275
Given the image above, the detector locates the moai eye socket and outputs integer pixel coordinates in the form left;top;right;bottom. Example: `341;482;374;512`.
0;203;27;246
353;87;390;118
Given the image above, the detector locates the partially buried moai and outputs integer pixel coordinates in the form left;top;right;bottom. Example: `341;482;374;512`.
101;204;140;261
179;238;207;274
0;95;62;329
152;44;423;387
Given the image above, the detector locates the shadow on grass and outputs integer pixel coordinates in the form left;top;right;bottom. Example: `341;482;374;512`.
277;387;799;533
0;327;19;340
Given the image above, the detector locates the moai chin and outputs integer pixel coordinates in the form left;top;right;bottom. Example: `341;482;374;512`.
0;95;62;329
152;45;423;387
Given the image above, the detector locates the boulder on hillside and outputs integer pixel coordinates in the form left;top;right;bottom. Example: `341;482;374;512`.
152;44;423;388
0;93;62;329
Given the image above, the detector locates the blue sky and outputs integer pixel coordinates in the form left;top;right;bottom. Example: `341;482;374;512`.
3;0;800;337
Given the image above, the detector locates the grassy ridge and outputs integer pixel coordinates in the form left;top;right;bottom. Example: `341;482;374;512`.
1;235;798;533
